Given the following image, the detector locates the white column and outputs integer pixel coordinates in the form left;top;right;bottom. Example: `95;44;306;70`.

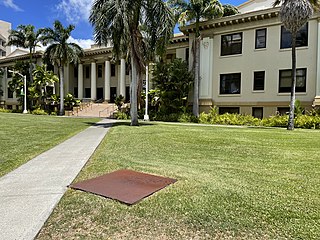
78;64;83;99
316;21;320;96
200;37;214;99
91;62;97;100
120;58;126;98
63;64;69;95
105;60;111;101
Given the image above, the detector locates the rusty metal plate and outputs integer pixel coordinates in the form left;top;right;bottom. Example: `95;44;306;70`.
70;169;177;205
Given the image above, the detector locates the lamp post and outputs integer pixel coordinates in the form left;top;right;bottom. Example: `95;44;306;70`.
144;64;149;121
9;70;27;114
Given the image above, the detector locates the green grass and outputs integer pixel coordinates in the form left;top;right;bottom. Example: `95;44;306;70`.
0;113;99;177
37;123;320;239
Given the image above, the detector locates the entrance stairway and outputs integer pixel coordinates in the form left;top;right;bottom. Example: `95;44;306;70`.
66;103;117;118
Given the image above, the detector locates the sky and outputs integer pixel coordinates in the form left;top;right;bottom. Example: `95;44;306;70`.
0;0;246;49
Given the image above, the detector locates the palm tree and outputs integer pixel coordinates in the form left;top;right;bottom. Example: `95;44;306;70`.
41;20;83;115
169;0;224;117
90;0;175;126
7;25;43;84
273;0;319;130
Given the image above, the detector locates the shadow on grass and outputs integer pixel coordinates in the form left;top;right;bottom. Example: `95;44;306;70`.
85;120;156;129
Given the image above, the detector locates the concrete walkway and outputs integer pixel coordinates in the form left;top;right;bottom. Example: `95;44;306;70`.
0;119;115;240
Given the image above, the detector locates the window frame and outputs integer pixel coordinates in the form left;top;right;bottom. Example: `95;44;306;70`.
278;68;307;93
220;73;241;95
280;23;308;49
253;71;265;91
221;33;243;56
255;28;267;49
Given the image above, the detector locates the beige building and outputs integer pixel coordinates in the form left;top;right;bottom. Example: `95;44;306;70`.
1;0;320;118
0;20;11;58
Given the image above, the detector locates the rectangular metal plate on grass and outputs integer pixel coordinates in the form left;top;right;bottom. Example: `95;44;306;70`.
69;169;177;205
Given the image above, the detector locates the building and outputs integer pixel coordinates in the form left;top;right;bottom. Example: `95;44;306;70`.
0;20;11;58
1;0;320;117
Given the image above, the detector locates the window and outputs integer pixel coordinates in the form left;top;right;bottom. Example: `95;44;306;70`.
277;107;290;115
281;23;308;49
186;48;189;63
221;33;242;56
252;107;263;119
279;68;306;93
111;64;116;77
255;28;266;49
85;88;91;98
253;71;265;91
85;66;90;78
219;107;240;114
220;73;241;94
98;65;103;78
7;88;13;98
74;87;78;98
74;67;78;78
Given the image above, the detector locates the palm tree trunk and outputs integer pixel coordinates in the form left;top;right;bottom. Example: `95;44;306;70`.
59;66;65;116
193;36;200;117
288;32;297;130
130;57;139;126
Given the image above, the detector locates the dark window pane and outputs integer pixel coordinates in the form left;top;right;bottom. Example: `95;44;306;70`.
277;107;290;115
219;107;240;114
85;88;91;98
111;64;116;77
74;87;78;98
85;66;90;78
74;66;78;78
253;71;265;91
221;33;243;56
98;65;103;78
7;87;13;98
281;23;308;49
220;73;241;94
252;107;263;119
279;68;306;93
255;28;266;49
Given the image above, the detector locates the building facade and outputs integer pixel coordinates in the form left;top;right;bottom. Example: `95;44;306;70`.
1;0;320;117
0;20;11;58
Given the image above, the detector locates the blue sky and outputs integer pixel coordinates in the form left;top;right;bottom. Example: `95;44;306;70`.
1;0;246;49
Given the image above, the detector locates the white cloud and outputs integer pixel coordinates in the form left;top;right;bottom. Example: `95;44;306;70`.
68;36;94;49
3;0;23;11
56;0;93;24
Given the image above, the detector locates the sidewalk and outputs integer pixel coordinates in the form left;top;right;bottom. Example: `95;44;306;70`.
0;118;115;240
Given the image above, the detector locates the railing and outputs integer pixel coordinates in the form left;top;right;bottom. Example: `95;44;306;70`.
99;104;116;118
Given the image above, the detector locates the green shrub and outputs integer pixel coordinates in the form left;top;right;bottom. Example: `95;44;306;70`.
178;113;198;123
32;108;48;115
0;108;12;113
114;111;129;120
295;115;320;129
261;115;288;127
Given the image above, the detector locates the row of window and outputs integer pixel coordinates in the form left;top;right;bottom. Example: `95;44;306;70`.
220;68;307;95
221;24;308;56
78;64;130;79
219;107;290;119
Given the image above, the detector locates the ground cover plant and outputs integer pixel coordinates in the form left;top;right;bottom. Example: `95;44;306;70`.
0;113;99;177
37;123;320;239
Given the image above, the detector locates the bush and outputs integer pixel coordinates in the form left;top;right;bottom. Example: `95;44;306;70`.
295;115;320;129
31;108;48;115
261;115;288;127
114;111;129;120
0;108;12;113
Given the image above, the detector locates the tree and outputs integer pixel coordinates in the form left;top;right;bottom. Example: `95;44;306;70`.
41;20;83;115
7;25;44;84
222;4;239;17
273;0;319;130
90;0;175;126
169;0;224;117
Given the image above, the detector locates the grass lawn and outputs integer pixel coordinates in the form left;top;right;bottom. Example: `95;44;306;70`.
37;123;320;239
0;113;99;177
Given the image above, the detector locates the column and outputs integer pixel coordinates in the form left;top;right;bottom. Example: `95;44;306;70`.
199;37;214;99
63;64;69;95
91;62;97;100
78;64;83;99
105;60;111;101
120;58;126;98
315;19;320;105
